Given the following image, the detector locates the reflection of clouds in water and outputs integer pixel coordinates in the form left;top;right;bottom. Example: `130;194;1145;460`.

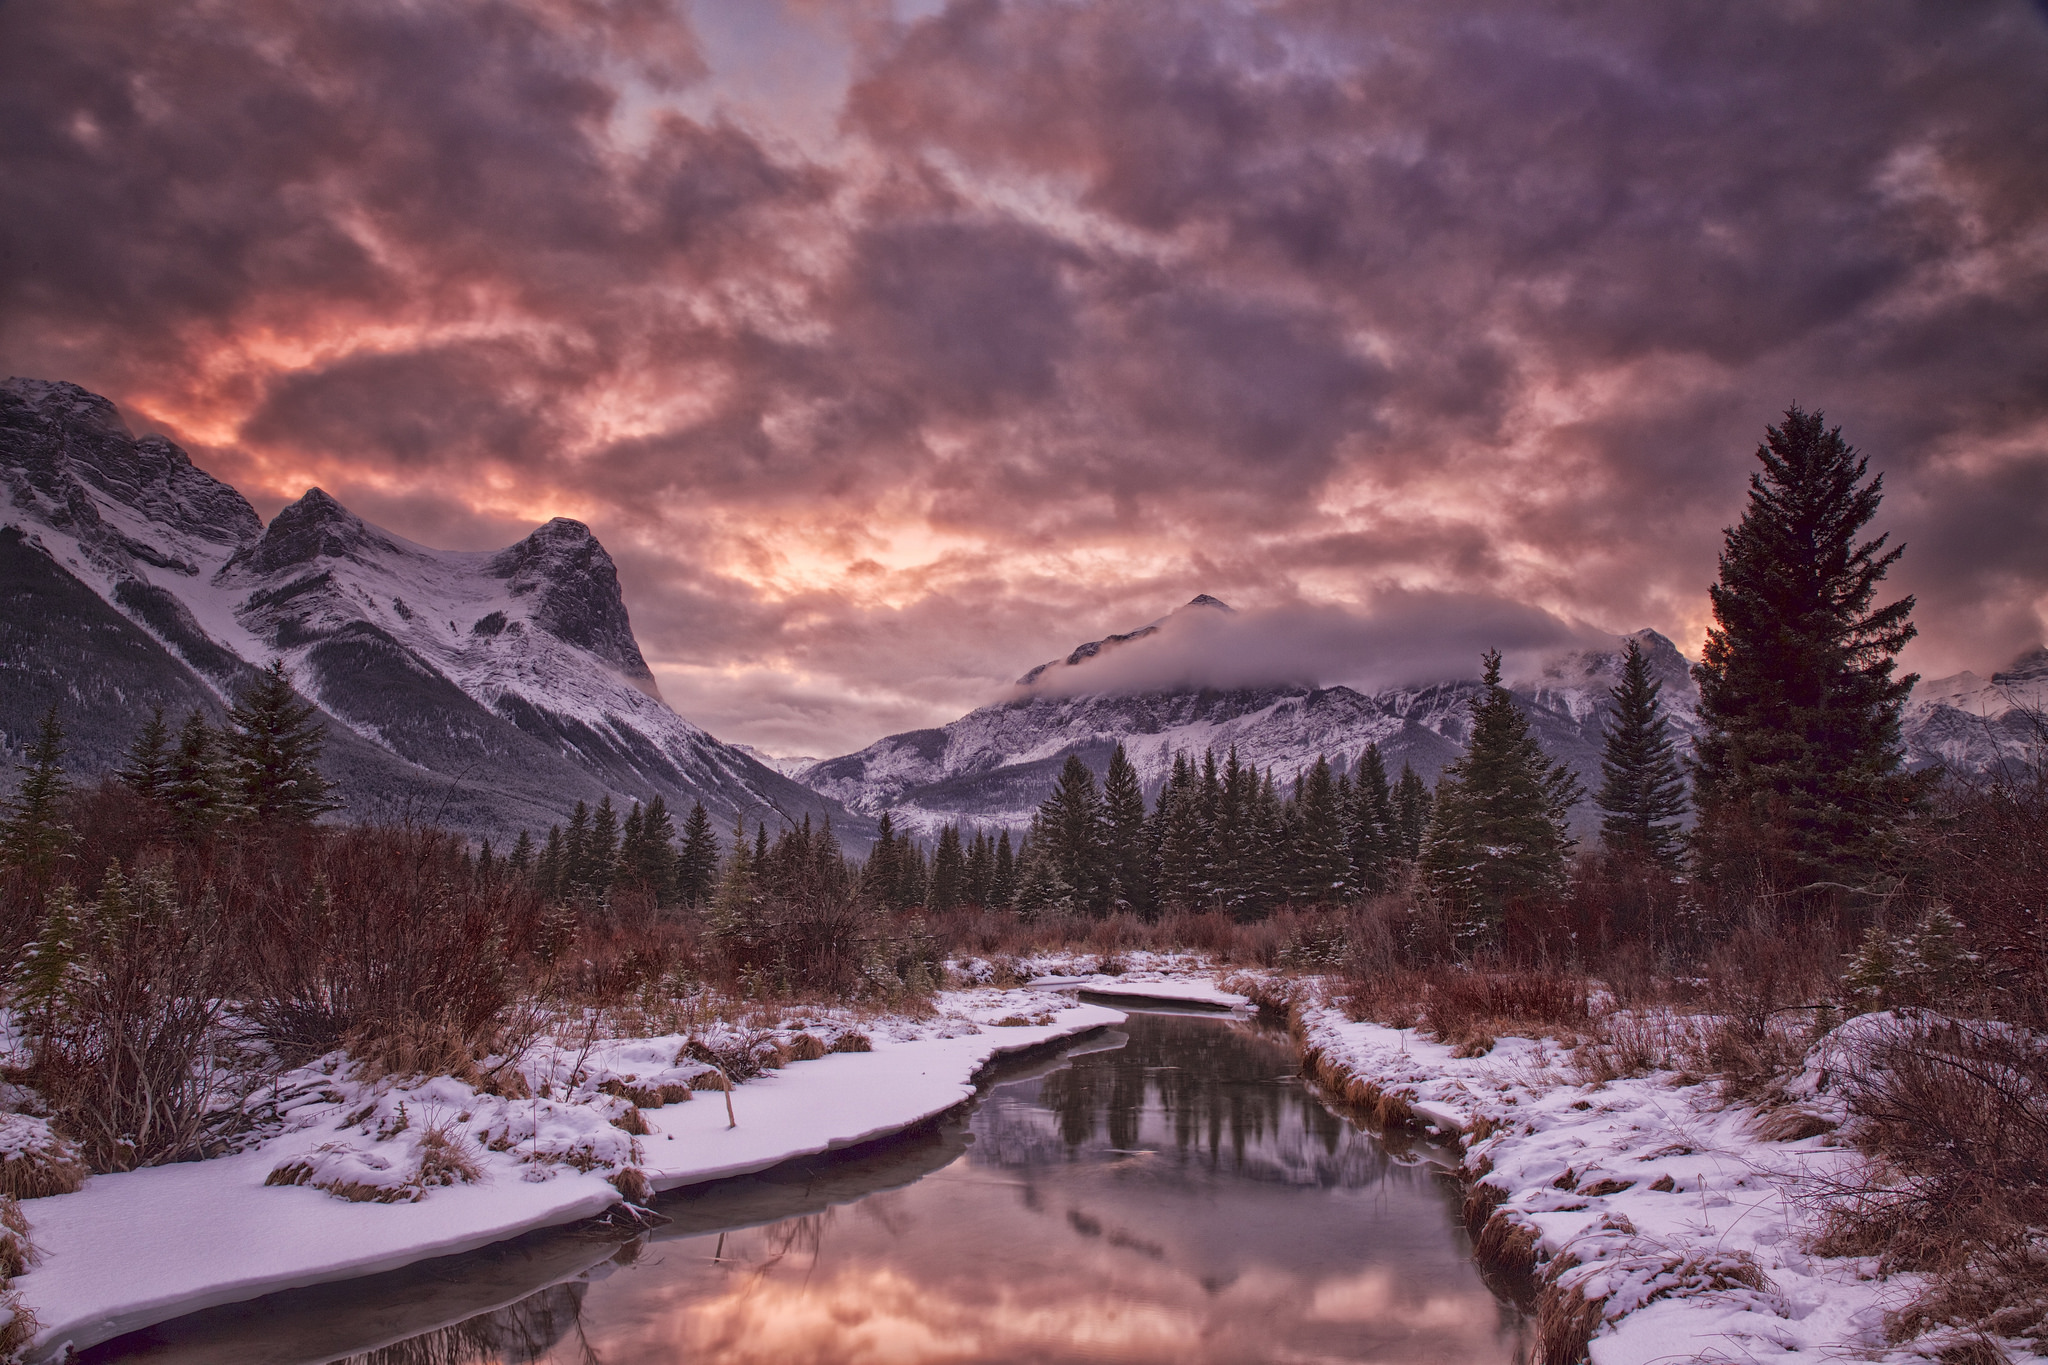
512;1016;1523;1363
580;1238;1511;1364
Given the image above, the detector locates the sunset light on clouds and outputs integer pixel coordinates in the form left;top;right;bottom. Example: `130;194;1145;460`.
5;0;2047;756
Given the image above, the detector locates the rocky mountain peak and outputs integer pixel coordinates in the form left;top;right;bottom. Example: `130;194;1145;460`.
227;486;396;578
490;517;659;696
1992;645;2048;685
2;377;132;439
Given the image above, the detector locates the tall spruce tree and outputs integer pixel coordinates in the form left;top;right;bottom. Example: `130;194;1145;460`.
676;801;719;907
1152;753;1208;912
1038;754;1107;913
1393;764;1431;860
991;829;1018;908
929;825;965;911
116;708;174;802
224;660;336;824
1421;651;1584;938
964;830;994;907
1348;744;1397;894
1101;744;1153;917
1692;408;1922;893
1596;639;1688;865
1290;756;1350;905
165;712;229;834
1;707;71;880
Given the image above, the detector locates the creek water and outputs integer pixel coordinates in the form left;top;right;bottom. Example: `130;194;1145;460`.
90;1009;1530;1365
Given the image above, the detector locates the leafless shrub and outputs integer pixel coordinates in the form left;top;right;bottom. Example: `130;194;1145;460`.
1813;1015;2048;1347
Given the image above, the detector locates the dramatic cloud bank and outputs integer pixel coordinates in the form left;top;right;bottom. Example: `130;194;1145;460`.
4;0;2045;755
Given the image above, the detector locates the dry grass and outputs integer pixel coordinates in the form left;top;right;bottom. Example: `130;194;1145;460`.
1811;1015;2048;1349
411;1121;483;1189
0;1119;87;1200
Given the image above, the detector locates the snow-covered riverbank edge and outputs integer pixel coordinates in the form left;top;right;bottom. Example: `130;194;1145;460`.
13;990;1126;1362
1236;976;2027;1365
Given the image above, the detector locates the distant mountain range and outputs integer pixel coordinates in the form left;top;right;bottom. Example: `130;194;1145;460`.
797;597;2045;837
8;377;2037;849
0;377;863;842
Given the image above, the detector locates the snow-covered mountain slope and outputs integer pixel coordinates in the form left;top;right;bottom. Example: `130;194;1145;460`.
1;377;863;842
802;597;1701;835
1903;646;2048;776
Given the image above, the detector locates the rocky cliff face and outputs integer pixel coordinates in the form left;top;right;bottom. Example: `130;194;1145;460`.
0;377;861;842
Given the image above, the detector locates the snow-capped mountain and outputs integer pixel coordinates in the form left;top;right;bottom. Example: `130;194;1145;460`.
801;597;1702;835
1903;647;2048;776
0;377;863;841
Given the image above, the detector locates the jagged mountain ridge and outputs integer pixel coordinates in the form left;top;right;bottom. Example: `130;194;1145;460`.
0;377;864;843
802;598;1703;836
801;597;2042;838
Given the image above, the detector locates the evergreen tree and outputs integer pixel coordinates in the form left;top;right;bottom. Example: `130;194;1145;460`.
1037;754;1107;914
537;825;566;901
223;660;336;824
508;829;535;876
1421;650;1584;939
584;795;620;895
676;802;719;907
1692;407;1922;892
635;796;679;904
1;707;71;880
811;815;850;899
15;883;82;1035
929;824;965;912
991;829;1018;908
1207;749;1257;915
618;801;646;886
862;812;902;907
1290;756;1350;905
1153;753;1208;912
964;830;994;907
116;708;175;802
1348;744;1397;894
1101;744;1153;917
562;802;591;891
1393;764;1431;861
165;712;229;834
1596;639;1689;865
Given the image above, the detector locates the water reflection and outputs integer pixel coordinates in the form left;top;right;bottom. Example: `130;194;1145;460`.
92;1013;1528;1364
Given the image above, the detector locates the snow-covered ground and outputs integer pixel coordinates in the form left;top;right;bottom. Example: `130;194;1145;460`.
12;989;1122;1362
1279;993;2039;1365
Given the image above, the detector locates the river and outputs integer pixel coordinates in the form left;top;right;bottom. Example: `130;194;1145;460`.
88;1008;1530;1364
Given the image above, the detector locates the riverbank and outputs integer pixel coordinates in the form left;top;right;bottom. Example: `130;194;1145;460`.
13;988;1124;1362
1249;977;2037;1365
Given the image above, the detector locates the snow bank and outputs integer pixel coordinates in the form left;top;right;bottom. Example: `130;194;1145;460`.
14;991;1121;1361
1288;1001;1914;1363
1028;975;1251;1011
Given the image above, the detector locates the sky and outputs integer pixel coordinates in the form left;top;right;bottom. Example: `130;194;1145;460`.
4;0;2047;759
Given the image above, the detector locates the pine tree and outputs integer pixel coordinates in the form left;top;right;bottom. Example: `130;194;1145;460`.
1038;754;1107;914
964;830;994;908
929;825;965;912
1101;744;1153;918
1393;764;1431;860
1596;639;1689;866
1692;407;1922;893
863;812;902;907
223;660;336;824
1348;744;1397;894
811;815;849;899
1;707;71;880
1153;753;1208;912
991;829;1018;908
1421;650;1585;939
15;883;82;1034
636;796;679;905
116;708;174;802
165;712;229;834
1290;756;1350;905
676;802;719;907
562;802;591;891
508;829;535;875
537;825;566;901
585;795;619;895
